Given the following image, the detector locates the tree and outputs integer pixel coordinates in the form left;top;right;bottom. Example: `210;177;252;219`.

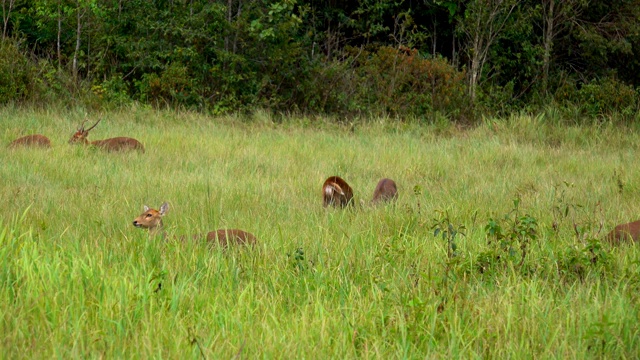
1;0;17;39
540;0;586;95
460;0;520;103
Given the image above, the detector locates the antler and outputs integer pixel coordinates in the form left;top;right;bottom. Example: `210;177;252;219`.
84;117;102;132
78;118;89;131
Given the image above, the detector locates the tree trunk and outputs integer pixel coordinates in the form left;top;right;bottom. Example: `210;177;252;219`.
73;2;82;82
432;17;437;57
225;0;232;53
542;0;554;95
232;0;242;55
469;32;483;103
57;2;62;70
463;0;520;104
2;0;16;40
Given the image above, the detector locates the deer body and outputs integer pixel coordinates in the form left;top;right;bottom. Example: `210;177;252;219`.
371;178;398;204
605;220;640;244
132;202;256;247
69;118;144;152
322;176;354;208
89;137;145;152
207;229;257;246
8;134;51;148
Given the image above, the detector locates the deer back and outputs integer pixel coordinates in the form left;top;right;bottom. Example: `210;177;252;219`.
322;176;354;208
371;178;398;204
91;137;145;152
206;229;257;247
605;220;640;245
8;134;51;148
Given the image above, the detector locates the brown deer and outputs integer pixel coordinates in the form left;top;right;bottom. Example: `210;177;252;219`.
69;118;145;152
604;220;640;245
132;202;257;247
371;178;398;204
322;176;354;208
8;134;51;148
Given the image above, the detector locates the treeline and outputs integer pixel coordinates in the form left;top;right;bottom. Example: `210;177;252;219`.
1;0;639;121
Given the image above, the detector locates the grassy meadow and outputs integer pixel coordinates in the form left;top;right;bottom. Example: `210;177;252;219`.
1;107;640;358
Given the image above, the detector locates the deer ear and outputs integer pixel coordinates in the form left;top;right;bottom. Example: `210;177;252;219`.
143;205;150;212
159;202;169;216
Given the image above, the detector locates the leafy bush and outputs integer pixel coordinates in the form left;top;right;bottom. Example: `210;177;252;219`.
356;46;469;119
557;239;613;281
555;76;638;121
92;76;132;108
0;39;36;104
300;58;360;115
136;64;202;109
577;77;638;118
479;197;538;275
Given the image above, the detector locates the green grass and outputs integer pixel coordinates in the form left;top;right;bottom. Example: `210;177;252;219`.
1;107;639;358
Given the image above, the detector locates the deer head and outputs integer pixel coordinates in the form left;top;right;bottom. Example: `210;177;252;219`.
133;202;169;235
69;118;102;145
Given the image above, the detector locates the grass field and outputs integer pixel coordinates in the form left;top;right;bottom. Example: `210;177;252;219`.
1;107;639;358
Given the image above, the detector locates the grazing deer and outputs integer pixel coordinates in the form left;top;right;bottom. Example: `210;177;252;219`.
8;134;51;148
322;176;354;208
132;202;257;247
605;220;640;245
69;118;145;152
371;178;398;204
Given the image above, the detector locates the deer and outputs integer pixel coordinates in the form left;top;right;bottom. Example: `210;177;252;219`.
604;220;640;245
132;202;257;247
69;118;145;152
8;134;51;148
371;178;398;204
322;176;354;208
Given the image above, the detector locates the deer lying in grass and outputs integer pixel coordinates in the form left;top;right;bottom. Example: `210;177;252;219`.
371;178;398;204
132;202;256;247
8;134;51;148
69;118;145;152
605;220;640;245
322;176;354;208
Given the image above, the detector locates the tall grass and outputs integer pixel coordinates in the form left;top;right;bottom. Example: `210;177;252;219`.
1;107;639;358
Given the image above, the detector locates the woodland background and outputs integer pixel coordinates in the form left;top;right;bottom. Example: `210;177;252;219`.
1;0;639;121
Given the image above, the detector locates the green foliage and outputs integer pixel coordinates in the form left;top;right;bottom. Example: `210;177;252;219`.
479;197;538;275
0;39;36;104
1;0;639;119
432;210;464;260
136;63;201;108
557;239;613;281
576;78;638;119
356;46;469;119
553;76;639;122
91;76;132;108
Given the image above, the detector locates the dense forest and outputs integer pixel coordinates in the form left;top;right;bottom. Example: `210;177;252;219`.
1;0;639;121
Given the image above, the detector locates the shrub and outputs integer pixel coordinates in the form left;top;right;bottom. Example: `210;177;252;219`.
356;46;469;119
555;76;638;121
300;46;470;120
135;63;202;109
92;76;132;108
0;39;36;104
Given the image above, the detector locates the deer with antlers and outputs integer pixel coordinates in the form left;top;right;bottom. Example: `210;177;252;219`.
8;134;52;148
132;202;257;247
69;118;145;152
